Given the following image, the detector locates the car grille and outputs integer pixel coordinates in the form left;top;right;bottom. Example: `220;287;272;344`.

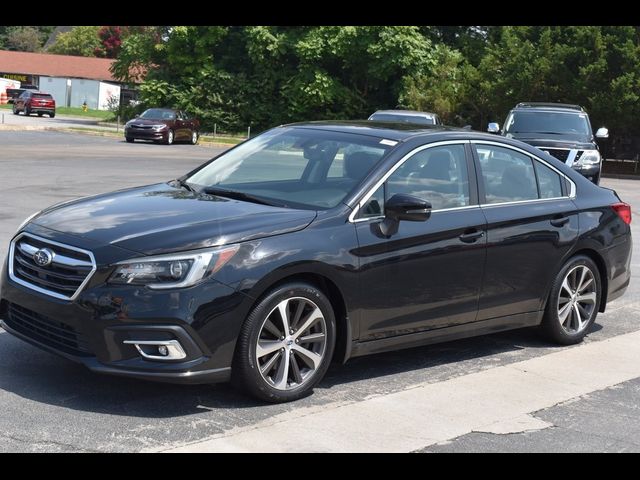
9;233;96;301
4;303;92;356
541;148;570;162
131;124;153;129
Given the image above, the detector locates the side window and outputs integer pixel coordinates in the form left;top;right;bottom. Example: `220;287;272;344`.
476;145;538;204
534;160;563;198
386;144;470;210
359;184;385;218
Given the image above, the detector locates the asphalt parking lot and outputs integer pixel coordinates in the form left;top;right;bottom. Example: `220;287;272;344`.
0;130;639;452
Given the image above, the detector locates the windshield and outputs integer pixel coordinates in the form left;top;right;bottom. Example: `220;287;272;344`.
140;109;176;120
186;127;394;209
505;111;592;138
370;113;436;125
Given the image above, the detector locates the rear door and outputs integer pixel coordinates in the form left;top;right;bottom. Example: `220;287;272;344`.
472;141;579;320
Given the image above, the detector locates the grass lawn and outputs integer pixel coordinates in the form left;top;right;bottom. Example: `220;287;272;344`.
0;103;114;120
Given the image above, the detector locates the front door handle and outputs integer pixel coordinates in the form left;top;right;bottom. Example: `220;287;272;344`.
459;230;484;243
550;216;570;227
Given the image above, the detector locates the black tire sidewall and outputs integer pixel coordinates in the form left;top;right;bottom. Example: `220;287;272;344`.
234;282;336;403
543;255;601;344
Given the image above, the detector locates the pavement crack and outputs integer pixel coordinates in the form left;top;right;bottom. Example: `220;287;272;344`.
0;432;101;453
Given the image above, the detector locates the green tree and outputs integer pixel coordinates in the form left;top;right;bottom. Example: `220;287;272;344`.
2;26;44;52
48;26;101;57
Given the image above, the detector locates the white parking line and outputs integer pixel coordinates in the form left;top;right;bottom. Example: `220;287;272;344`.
153;330;640;453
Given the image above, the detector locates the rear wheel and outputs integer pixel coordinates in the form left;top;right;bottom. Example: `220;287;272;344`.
12;104;18;115
233;283;336;403
38;112;43;117
541;255;601;345
24;107;31;116
49;112;55;118
125;137;134;143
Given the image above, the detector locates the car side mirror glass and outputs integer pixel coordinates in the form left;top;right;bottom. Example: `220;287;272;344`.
487;122;500;134
595;127;609;139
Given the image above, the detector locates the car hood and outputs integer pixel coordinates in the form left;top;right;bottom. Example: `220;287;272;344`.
31;183;317;256
127;118;171;126
505;134;596;150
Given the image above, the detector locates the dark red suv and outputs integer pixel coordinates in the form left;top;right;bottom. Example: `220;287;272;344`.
12;91;56;118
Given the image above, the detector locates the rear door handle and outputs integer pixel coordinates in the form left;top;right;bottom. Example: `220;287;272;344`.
459;230;485;243
550;216;570;227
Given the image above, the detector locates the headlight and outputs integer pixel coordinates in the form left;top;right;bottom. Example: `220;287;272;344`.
108;245;239;289
577;150;601;165
152;124;167;130
15;210;41;233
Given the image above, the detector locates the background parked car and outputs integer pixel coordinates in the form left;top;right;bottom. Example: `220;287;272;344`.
488;102;609;185
12;91;56;118
368;109;442;126
124;108;200;145
6;84;39;104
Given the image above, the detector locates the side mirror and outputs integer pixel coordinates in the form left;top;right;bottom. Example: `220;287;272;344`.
386;193;431;222
134;114;140;118
375;194;431;237
595;127;609;139
487;122;500;134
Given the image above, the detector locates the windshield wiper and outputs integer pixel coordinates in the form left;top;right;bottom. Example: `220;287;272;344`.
203;186;277;206
174;178;197;193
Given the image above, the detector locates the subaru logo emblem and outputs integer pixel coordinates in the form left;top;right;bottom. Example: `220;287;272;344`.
33;248;54;267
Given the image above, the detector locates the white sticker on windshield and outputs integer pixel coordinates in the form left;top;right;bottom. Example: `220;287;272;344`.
380;139;398;146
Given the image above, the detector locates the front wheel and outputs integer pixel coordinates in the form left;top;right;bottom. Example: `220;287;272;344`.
165;129;174;145
190;130;199;145
12;104;18;115
24;107;31;116
38;112;43;117
541;255;601;345
233;283;336;403
125;137;134;143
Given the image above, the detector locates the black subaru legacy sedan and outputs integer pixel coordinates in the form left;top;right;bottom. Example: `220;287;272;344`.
0;122;632;402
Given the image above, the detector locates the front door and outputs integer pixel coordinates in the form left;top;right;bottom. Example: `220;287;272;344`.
473;142;579;320
354;142;487;340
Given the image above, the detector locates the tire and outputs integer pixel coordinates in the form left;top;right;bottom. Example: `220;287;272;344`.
49;112;55;118
24;107;31;116
165;129;174;145
233;282;336;403
12;105;18;115
125;137;134;143
190;130;199;145
38;112;43;117
541;255;601;345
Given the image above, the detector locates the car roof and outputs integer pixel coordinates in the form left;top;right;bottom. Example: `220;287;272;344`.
512;102;585;114
370;109;439;117
282;120;490;142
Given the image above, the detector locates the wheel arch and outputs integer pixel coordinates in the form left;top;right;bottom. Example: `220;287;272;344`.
235;267;353;366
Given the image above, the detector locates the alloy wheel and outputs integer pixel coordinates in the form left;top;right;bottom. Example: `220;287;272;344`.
557;265;597;334
255;296;327;391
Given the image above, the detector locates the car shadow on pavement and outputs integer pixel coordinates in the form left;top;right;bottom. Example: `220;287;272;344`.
0;323;602;418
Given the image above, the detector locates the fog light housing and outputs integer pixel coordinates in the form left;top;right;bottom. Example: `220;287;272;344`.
123;339;186;360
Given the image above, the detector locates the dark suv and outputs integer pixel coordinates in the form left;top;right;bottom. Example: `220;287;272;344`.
488;103;609;184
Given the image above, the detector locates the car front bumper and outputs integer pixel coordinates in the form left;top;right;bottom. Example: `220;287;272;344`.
572;163;601;183
0;247;250;385
124;128;168;141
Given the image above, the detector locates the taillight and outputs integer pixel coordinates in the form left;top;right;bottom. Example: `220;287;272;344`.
612;202;632;225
